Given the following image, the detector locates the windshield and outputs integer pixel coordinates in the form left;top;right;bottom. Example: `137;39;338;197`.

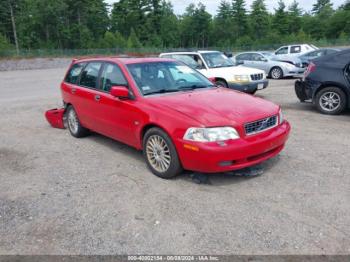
201;52;235;68
127;61;215;96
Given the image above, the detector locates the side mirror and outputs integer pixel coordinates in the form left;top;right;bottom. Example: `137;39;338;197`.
236;61;244;65
110;86;129;99
261;58;268;62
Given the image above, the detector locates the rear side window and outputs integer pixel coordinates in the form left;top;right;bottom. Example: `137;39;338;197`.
236;53;252;61
291;46;301;54
79;62;103;89
171;54;204;69
251;53;264;61
100;63;128;92
65;63;86;84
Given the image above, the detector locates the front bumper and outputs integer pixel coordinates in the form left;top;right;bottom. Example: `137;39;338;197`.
227;79;268;93
284;68;305;77
176;121;291;173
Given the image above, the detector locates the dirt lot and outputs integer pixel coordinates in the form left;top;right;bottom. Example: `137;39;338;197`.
0;68;349;255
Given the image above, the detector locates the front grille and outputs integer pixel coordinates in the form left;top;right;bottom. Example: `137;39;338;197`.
251;73;263;81
245;115;278;135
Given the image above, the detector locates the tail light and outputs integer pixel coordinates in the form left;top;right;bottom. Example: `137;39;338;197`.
304;62;316;78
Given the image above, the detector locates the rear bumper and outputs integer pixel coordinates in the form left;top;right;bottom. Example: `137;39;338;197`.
45;108;65;129
228;79;268;93
176;121;291;173
295;79;318;101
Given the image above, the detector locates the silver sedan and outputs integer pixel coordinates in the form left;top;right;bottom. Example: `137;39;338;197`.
232;52;305;79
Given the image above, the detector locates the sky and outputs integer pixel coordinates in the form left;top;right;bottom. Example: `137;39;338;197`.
106;0;344;15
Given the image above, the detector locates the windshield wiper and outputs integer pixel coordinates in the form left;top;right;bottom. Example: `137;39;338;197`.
178;85;214;90
144;89;179;96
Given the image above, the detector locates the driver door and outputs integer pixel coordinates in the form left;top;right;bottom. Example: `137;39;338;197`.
91;62;140;147
251;53;269;73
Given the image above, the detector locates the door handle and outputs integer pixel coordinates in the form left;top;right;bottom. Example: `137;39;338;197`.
71;88;76;94
94;95;101;101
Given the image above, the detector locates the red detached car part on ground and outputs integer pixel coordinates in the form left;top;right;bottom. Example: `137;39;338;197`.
45;108;65;129
47;57;291;178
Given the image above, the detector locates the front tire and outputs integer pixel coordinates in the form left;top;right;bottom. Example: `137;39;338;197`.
66;105;89;138
315;87;346;115
270;67;283;79
143;128;182;178
215;80;228;88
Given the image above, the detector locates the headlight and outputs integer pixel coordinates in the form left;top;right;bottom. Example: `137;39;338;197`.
183;127;240;142
234;75;250;82
279;109;284;124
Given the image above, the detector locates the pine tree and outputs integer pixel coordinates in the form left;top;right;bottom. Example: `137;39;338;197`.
311;0;333;15
250;0;269;40
232;0;249;37
127;28;142;48
288;0;302;34
273;0;289;35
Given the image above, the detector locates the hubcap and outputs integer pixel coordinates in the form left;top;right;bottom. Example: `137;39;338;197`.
146;135;171;173
320;92;341;112
272;68;281;79
68;109;79;134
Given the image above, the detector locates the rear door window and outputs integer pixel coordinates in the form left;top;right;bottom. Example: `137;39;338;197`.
291;46;301;54
171;54;205;70
79;62;103;89
237;53;252;61
65;63;86;84
251;53;265;61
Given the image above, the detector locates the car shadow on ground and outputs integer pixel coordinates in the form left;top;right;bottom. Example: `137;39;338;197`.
282;101;350;117
87;132;144;163
177;156;280;186
85;131;282;186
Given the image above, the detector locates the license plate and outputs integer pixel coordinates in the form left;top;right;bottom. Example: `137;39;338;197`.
257;84;264;90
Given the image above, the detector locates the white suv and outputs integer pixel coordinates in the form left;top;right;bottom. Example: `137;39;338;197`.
159;51;268;94
274;44;318;57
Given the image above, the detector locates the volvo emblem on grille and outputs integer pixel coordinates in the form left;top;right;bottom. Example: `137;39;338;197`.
257;118;270;132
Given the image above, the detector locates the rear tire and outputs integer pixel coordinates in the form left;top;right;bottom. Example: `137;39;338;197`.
143;128;183;179
315;87;346;115
66;105;89;138
270;67;283;79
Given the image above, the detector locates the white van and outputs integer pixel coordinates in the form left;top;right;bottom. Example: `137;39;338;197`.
159;51;268;94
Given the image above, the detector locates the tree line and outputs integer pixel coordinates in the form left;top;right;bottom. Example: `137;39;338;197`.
0;0;350;54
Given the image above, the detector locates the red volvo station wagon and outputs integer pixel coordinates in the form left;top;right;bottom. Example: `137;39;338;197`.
61;57;291;178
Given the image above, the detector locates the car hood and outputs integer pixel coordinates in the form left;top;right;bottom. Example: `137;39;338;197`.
146;88;279;127
205;65;265;76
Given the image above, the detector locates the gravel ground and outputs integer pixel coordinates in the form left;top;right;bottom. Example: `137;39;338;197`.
0;58;72;71
0;68;349;255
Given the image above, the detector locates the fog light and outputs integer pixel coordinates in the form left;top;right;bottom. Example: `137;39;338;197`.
219;161;234;167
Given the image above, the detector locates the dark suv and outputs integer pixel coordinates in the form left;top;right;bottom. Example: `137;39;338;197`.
295;49;350;115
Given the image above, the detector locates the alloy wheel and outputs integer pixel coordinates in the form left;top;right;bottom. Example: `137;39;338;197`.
271;68;282;79
146;135;171;173
67;109;79;134
319;92;341;112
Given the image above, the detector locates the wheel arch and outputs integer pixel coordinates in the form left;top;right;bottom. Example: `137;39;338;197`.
214;77;228;86
139;123;173;150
